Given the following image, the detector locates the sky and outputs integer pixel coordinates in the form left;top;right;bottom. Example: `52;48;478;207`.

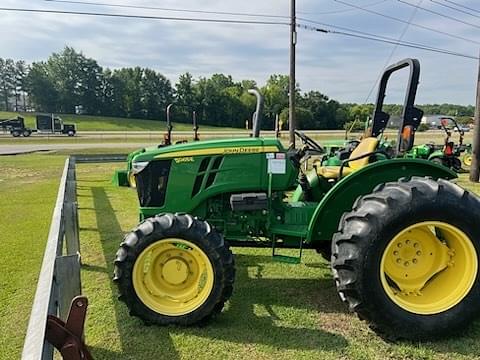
0;0;479;105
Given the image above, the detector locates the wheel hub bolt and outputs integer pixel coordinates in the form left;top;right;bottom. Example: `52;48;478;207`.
416;251;422;256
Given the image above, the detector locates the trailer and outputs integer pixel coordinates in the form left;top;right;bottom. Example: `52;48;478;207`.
0;116;33;137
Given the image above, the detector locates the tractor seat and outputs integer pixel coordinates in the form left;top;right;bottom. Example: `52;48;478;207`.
316;137;379;179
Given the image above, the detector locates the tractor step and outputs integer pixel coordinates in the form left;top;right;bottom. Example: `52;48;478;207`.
271;235;303;264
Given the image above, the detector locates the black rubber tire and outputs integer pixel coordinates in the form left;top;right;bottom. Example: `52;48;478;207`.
452;157;462;172
12;130;20;137
22;130;31;137
114;213;235;326
332;177;480;340
67;130;75;137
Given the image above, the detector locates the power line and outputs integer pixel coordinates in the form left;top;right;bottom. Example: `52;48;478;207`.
298;17;480;50
364;0;423;103
3;4;476;61
334;0;480;45
442;0;480;14
297;0;388;15
0;7;289;25
429;0;480;19
43;0;290;19
297;23;478;60
397;0;480;30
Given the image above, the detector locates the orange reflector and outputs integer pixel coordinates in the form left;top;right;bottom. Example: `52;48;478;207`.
402;126;413;141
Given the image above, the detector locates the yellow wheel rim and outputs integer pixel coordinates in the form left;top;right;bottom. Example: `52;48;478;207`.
133;238;215;316
380;221;478;314
128;172;137;188
463;154;472;167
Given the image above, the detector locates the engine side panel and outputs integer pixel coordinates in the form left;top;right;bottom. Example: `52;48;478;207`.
138;138;298;219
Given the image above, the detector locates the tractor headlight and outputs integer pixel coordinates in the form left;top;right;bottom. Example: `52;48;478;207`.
131;161;149;174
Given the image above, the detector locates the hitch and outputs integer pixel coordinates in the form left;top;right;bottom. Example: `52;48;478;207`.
45;296;93;360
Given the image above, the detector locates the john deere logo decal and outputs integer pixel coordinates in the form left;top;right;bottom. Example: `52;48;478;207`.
223;147;261;154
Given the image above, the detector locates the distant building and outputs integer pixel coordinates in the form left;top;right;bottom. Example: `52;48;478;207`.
421;115;452;128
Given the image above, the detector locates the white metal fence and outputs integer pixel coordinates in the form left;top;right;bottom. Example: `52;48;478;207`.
21;154;126;360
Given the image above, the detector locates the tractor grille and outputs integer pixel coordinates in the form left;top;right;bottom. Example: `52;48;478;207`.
191;156;223;197
136;160;171;207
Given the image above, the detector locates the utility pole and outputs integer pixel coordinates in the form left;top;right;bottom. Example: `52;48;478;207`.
470;53;480;182
289;0;296;148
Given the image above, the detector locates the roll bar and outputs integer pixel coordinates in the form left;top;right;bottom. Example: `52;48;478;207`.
370;58;424;154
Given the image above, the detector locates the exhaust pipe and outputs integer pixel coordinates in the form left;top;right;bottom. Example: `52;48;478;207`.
248;89;264;138
165;103;173;145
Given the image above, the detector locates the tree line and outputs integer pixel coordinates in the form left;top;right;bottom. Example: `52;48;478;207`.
0;47;475;130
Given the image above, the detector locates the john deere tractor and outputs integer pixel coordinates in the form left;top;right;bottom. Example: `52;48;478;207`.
114;59;480;340
406;116;469;172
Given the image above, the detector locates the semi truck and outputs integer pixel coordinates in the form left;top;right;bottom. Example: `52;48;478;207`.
0;114;76;137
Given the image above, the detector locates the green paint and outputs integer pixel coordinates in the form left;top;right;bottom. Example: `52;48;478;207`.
305;158;456;243
121;135;457;255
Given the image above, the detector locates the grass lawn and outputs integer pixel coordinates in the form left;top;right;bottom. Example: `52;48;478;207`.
2;152;480;359
0;111;236;132
76;164;480;359
0;153;65;358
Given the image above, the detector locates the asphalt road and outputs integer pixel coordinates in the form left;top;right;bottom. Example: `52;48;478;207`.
0;129;467;155
0;142;152;155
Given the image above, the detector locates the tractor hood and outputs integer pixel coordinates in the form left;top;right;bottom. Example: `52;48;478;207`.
132;137;284;162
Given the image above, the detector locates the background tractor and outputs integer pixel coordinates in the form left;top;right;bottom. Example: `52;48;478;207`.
114;59;480;340
406;116;470;171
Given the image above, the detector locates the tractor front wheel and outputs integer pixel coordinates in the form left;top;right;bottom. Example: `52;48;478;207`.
332;177;480;340
114;213;235;325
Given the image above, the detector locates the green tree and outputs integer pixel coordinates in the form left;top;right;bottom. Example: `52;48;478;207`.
24;62;59;112
14;60;27;111
175;72;196;122
299;91;343;129
41;47;103;113
0;58;15;111
141;68;173;119
111;67;143;118
279;106;314;130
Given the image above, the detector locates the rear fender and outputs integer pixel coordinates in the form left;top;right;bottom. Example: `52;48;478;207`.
428;150;444;160
306;159;457;244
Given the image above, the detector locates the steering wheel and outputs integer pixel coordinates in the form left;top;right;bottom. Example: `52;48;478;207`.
294;130;324;153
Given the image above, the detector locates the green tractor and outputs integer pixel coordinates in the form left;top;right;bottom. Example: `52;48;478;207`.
114;59;480;340
406;116;469;172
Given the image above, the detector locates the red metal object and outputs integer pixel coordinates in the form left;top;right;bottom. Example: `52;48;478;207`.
45;296;93;360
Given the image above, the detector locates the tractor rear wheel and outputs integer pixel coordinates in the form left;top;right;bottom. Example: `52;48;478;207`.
463;153;472;167
332;177;480;340
114;213;235;325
